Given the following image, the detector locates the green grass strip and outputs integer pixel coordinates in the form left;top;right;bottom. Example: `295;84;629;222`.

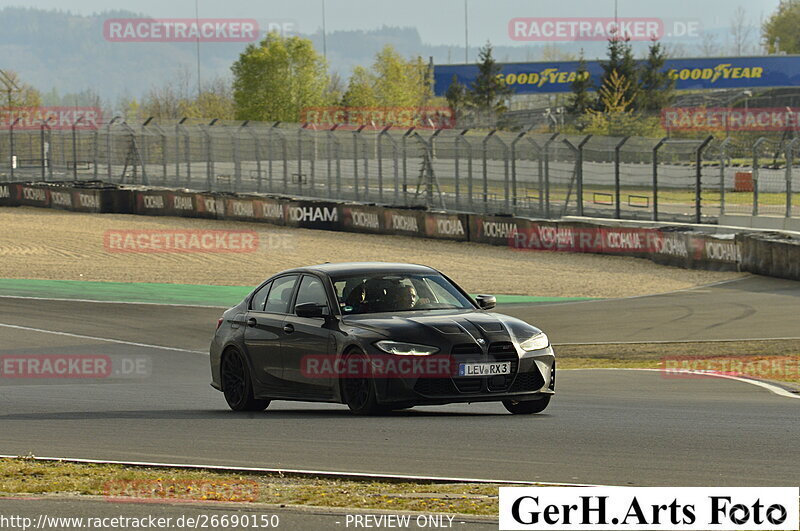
0;279;596;307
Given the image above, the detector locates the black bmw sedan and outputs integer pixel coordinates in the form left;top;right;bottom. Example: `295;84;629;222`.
210;262;555;415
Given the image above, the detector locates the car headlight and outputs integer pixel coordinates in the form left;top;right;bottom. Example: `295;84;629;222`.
375;341;439;356
519;333;549;352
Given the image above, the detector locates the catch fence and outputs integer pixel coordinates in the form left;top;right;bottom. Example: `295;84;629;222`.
1;119;797;223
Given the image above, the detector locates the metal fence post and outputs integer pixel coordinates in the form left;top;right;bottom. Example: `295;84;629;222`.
694;136;713;224
175;118;187;185
576;135;591;217
41;118;53;180
326;124;341;199
613;136;630;219
560;135;589;217
233;122;247;192
652;137;667;222
510;129;529;215
543;133;560;219
377;126;391;203
9;117;20;180
140;117;154;184
297;125;305;196
202;119;217;190
454;130;470;211
92;126;99;180
481;130;496;213
353;125;367;201
719;137;731;216
401;128;415;206
71;117;85;179
145;122;168;186
270;122;288;195
753;137;767;217
108;117;120;182
785;138;798;218
429;128;445;209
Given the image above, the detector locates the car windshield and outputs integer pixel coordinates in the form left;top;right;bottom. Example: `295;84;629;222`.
331;273;474;315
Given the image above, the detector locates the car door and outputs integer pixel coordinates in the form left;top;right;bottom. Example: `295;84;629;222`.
281;274;335;396
243;275;298;389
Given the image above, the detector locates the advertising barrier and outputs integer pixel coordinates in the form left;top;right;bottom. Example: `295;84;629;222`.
383;208;426;237
9;181;800;281
434;55;800;96
341;204;386;234
133;190;173;217
0;183;19;207
687;233;741;271
194;192;227;219
469;214;521;246
424;212;470;241
283;201;340;230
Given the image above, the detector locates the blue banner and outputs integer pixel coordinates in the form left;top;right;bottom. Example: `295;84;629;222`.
434;56;800;95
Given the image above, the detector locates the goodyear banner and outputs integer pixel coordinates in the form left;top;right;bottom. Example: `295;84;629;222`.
434;56;800;95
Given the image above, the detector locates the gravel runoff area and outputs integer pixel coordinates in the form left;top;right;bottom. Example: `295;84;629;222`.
0;207;742;298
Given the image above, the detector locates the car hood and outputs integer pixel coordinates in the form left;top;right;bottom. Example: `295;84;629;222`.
341;309;543;349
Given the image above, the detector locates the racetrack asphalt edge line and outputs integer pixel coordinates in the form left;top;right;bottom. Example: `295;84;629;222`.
0;454;604;488
561;368;800;400
0;323;206;354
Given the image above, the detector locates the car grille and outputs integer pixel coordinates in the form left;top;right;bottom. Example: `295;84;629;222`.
486;343;518;392
413;341;521;396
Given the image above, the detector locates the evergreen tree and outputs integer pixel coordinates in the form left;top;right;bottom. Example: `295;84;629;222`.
567;51;595;115
468;42;512;117
636;40;675;113
599;35;637;111
445;75;468;121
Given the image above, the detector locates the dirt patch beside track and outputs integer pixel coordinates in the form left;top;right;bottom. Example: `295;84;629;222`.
0;207;742;298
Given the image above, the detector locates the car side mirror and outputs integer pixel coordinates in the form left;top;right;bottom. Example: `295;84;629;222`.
475;294;496;310
295;302;329;318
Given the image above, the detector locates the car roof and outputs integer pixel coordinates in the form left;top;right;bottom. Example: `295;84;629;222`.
279;262;439;277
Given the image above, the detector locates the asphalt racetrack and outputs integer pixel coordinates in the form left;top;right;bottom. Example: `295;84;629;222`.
0;275;798;487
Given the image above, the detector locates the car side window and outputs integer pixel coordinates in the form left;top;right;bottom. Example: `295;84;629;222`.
264;275;298;314
250;281;272;312
295;275;329;311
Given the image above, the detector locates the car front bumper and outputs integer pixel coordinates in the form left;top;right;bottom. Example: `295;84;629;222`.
369;348;555;406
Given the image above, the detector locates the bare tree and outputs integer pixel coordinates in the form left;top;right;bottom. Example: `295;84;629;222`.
730;6;754;55
699;32;720;56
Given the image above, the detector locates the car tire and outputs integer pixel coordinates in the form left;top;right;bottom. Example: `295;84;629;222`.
503;396;551;415
341;351;383;415
221;349;270;412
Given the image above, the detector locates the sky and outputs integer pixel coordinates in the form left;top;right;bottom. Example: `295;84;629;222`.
0;0;783;47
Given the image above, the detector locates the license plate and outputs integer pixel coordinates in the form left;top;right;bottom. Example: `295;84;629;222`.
458;362;511;377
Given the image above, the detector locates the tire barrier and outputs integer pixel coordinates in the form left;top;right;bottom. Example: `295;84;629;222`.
2;181;798;280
